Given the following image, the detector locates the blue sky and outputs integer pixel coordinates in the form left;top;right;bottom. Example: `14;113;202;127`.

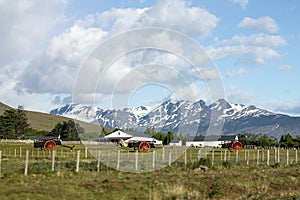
0;0;299;116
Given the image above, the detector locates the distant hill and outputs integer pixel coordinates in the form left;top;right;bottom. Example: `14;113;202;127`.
0;102;103;133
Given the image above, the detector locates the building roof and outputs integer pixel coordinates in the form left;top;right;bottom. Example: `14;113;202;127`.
170;139;181;143
104;130;132;139
187;135;237;142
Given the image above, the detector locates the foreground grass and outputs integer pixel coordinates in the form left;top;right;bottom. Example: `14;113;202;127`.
0;143;299;199
0;164;299;200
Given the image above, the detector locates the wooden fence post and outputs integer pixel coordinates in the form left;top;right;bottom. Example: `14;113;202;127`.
246;150;249;165
296;149;298;164
224;150;227;162
97;151;101;172
85;147;88;159
278;148;280;163
235;150;238;164
162;147;165;160
212;150;214;166
220;150;223;161
168;150;172;166
19;147;22;158
286;149;289;165
184;149;187;166
24;150;29;176
14;148;16;157
135;150;138;171
75;150;80;172
256;150;259;165
0;150;2;178
267;149;270;166
117;150;120;170
152;150;156;170
51;150;55;171
274;148;277;163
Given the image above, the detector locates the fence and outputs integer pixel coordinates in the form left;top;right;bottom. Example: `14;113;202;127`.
0;145;298;176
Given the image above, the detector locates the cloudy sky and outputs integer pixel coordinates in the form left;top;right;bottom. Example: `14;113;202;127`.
0;0;300;116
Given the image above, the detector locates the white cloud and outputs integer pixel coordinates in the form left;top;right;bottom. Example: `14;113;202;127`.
227;85;254;105
226;68;248;78
98;0;218;37
0;0;67;66
16;18;108;94
207;33;286;65
278;65;294;71
16;0;219;100
238;16;279;33
230;0;248;9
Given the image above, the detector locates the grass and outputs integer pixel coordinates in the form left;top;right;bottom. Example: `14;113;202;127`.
0;143;299;199
0;101;103;132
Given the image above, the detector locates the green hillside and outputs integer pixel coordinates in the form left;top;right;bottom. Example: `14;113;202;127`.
0;102;103;133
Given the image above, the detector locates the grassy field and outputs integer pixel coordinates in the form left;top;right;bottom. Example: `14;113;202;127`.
0;142;299;199
0;101;103;133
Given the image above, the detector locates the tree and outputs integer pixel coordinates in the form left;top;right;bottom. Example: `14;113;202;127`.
51;120;81;141
0;107;29;139
15;106;30;139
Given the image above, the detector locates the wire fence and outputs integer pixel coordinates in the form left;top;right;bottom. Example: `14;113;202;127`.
0;144;299;176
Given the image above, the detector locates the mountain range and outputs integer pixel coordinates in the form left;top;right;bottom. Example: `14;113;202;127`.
50;99;300;139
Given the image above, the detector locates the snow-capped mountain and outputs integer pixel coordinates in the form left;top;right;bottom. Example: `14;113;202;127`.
50;99;300;138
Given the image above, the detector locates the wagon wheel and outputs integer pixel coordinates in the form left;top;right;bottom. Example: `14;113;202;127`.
138;142;150;152
44;140;56;151
231;141;243;152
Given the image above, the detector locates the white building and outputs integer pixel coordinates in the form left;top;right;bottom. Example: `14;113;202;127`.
186;135;238;148
169;139;182;147
104;130;162;146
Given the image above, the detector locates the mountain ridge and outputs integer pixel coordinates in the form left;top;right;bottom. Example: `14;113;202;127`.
50;99;300;139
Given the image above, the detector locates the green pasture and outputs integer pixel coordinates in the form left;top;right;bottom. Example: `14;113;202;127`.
0;142;299;199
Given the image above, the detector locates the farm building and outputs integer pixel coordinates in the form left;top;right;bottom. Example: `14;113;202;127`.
169;139;183;146
104;130;162;146
186;135;238;148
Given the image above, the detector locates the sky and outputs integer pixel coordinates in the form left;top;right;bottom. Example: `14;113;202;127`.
0;0;300;116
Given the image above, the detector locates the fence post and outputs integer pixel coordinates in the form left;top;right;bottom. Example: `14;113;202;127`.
246;150;249;165
184;149;187;166
24;150;29;176
296;149;298;164
168;150;172;166
97;151;101;172
14;148;16;157
286;149;289;165
51;150;55;171
20;147;22;158
224;150;227;162
212;150;214;166
256;150;260;165
152;150;156;170
135;150;138;171
85;147;88;159
220;150;223;161
267;149;270;166
0;150;2;178
162;147;165;160
262;148;264;162
117;150;120;170
75;150;80;172
278;148;280;163
235;150;238;164
274;148;277;163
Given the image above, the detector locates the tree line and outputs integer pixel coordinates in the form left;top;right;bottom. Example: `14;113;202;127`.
0;107;82;141
238;133;300;148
